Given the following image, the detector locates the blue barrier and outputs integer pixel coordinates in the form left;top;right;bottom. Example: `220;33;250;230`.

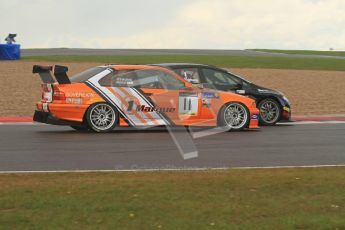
0;44;21;60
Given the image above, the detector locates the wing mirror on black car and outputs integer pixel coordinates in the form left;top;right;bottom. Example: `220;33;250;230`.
229;83;243;90
235;83;243;89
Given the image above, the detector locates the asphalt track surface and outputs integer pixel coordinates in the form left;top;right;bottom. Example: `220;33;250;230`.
21;48;345;59
0;123;344;172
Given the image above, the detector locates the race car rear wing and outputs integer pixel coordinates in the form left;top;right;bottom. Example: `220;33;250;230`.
32;65;71;84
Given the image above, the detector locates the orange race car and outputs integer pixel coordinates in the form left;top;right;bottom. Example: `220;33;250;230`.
33;64;259;132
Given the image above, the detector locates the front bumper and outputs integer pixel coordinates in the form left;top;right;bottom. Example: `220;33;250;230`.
33;111;82;126
248;107;260;129
280;106;292;122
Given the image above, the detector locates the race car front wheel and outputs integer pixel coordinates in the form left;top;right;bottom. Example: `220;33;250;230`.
86;103;118;133
258;99;281;125
219;102;250;131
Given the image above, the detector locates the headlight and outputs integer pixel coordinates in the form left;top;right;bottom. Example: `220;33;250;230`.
282;96;290;104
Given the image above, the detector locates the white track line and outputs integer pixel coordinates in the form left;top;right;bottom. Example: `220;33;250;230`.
277;121;345;125
0;122;39;125
1;164;345;174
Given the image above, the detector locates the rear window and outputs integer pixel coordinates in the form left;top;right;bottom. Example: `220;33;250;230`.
70;67;106;83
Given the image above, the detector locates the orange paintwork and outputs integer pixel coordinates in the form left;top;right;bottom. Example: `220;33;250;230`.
36;65;259;128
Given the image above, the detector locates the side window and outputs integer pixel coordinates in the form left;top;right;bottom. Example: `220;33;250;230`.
173;68;200;84
99;69;185;90
135;70;163;89
112;71;138;87
139;70;185;90
201;68;240;87
99;70;137;87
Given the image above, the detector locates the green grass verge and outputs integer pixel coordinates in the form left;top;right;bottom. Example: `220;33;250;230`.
250;49;345;57
23;55;345;71
1;167;345;229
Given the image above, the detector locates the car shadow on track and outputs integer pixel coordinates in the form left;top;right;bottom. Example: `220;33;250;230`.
36;126;260;134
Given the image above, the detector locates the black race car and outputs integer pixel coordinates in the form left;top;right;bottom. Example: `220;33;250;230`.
154;63;291;125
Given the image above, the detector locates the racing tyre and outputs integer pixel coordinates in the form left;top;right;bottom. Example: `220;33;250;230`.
258;99;281;125
219;102;250;131
86;103;119;133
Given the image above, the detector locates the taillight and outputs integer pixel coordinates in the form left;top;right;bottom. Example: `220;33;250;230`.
41;84;49;92
52;85;66;101
53;91;66;101
41;84;53;102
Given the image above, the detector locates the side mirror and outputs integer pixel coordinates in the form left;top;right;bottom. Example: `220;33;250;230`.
228;83;242;91
235;83;243;89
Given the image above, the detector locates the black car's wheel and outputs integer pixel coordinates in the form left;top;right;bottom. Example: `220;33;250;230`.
86;103;118;133
258;99;281;125
70;125;89;131
218;102;250;131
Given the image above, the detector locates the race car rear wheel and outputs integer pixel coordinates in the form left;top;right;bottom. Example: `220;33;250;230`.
86;103;118;133
219;102;250;131
258;99;281;125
